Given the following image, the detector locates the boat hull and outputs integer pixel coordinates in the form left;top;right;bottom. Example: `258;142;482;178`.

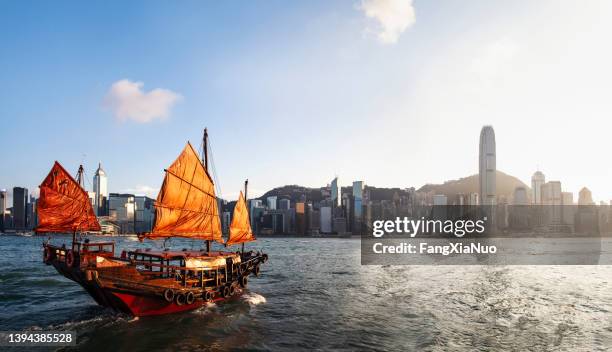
47;254;254;316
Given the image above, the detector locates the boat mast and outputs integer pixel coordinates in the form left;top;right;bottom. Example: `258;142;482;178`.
203;128;211;254
242;179;248;254
73;165;85;249
76;165;85;188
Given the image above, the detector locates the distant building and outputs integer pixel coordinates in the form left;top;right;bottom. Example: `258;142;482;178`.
295;202;307;235
432;194;447;205
0;189;7;231
531;171;545;204
108;193;136;233
12;187;28;230
320;206;332;234
352;181;364;235
251;206;265;234
331;177;340;208
541;181;562;205
513;186;528;205
541;181;562;226
578;187;594;205
468;192;479;206
134;196;155;233
479;126;496;205
267;196;277;210
279;198;290;210
98;216;120;235
222;211;231;234
562;192;573;205
27;195;37;229
93;163;108;216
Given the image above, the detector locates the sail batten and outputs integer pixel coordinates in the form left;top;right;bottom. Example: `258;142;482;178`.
35;161;101;233
227;191;255;246
146;142;223;243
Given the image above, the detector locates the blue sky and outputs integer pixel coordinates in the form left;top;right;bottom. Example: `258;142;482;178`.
1;0;611;203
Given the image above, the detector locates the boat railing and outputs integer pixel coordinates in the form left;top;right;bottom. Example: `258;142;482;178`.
80;242;115;257
130;259;232;288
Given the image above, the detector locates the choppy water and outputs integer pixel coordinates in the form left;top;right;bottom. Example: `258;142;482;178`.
1;235;611;351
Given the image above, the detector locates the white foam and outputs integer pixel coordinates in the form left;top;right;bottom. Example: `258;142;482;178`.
243;292;267;306
192;302;216;315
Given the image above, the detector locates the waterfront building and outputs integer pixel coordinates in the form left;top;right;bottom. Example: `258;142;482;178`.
222;211;231;234
562;192;573;205
97;216;120;235
279;198;290;210
134;196;155;233
27;195;37;229
541;181;562;226
267;196;277;210
432;194;447;205
108;193;136;233
93;163;108;216
331;177;340;208
12;187;28;230
320;206;332;234
353;181;364;235
531;171;545;204
468;192;479;206
295;202;306;235
0;189;7;231
251;206;265;234
454;193;466;206
513;186;528;205
478;126;496;205
578;187;594;205
562;192;575;226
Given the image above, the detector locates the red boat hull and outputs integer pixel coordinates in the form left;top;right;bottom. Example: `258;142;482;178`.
110;291;236;316
50;259;240;316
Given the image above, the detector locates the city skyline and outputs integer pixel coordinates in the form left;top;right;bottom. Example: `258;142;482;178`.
1;1;612;203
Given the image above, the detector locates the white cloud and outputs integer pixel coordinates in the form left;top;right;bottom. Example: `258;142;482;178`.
121;185;159;198
359;0;416;44
104;79;182;123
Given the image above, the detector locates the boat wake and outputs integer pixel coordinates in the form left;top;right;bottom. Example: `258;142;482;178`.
192;302;217;315
242;292;266;306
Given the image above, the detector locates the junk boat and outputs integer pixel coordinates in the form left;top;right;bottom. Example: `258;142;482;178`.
38;129;268;316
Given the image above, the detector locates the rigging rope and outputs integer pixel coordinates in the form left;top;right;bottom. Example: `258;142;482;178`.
207;137;223;200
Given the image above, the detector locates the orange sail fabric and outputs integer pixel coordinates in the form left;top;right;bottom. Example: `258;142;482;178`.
35;161;101;233
227;191;256;246
147;142;223;243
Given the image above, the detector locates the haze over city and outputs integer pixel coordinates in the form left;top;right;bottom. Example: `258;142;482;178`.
1;0;611;202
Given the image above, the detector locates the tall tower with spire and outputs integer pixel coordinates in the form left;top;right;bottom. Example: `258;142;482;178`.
479;126;496;205
93;162;108;216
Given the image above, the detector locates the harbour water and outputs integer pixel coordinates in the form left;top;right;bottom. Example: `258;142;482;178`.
1;235;611;351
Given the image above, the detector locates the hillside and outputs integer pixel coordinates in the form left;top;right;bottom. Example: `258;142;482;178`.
417;170;529;200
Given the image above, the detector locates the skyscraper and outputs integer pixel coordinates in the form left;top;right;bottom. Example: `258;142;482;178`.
513;186;528;205
531;171;545;204
267;196;277;210
478;126;496;205
578;187;594;205
352;181;363;218
12;187;28;229
331;177;340;208
0;189;7;231
93;162;108;216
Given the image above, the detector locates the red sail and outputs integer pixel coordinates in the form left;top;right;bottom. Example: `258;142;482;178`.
145;142;224;243
227;191;256;246
35;161;101;233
